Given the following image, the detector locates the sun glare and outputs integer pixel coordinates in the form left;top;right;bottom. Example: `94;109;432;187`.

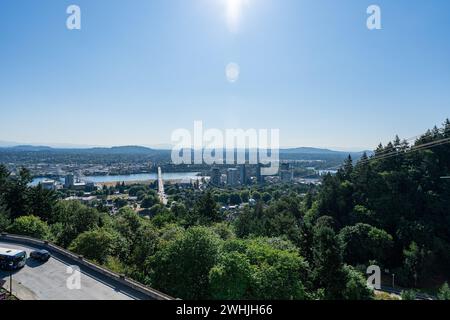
225;0;248;32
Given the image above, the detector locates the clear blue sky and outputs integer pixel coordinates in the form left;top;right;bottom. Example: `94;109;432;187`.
0;0;449;150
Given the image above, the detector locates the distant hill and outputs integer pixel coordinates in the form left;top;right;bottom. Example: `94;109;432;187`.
87;146;159;154
280;147;372;159
1;145;160;154
0;144;372;160
280;147;342;155
6;145;54;152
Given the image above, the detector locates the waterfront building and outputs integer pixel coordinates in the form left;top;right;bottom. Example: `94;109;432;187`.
41;179;57;191
64;174;74;188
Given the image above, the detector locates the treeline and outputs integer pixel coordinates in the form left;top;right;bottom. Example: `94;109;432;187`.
311;119;450;288
235;120;450;292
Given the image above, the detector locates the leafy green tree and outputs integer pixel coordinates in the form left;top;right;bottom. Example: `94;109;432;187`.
114;207;142;240
437;282;450;300
403;242;434;287
339;223;393;266
145;204;166;217
50;201;102;247
341;265;374;300
151;210;176;228
349;205;376;225
128;185;148;197
317;176;354;226
262;192;272;203
251;191;261;201
141;195;158;209
211;222;235;240
220;238;309;300
400;290;416;300
113;198;128;209
191;191;220;225
216;192;230;205
170;202;188;218
130;224;159;266
234;205;264;238
8;215;51;240
209;252;253;299
136;190;147;201
229;193;242;205
69;228;114;263
148;227;220;299
240;190;250;203
252;249;307;300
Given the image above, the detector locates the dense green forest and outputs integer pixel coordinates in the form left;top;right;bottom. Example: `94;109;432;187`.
1;120;450;300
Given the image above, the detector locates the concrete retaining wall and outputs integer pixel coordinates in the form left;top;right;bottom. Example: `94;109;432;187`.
0;232;173;300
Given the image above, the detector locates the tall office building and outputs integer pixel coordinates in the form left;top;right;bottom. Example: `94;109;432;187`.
256;163;264;185
239;165;247;185
65;174;75;188
210;167;221;186
227;168;239;187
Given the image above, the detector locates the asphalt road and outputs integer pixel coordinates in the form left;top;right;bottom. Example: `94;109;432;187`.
0;241;149;300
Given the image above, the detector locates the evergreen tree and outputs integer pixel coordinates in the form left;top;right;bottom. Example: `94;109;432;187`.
311;222;346;299
193;191;220;224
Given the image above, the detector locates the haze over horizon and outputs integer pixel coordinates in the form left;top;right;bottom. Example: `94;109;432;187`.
0;139;372;153
1;0;449;149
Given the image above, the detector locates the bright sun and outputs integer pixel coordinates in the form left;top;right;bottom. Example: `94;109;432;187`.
225;0;248;32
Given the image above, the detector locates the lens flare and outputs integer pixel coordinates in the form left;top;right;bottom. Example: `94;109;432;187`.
226;62;240;83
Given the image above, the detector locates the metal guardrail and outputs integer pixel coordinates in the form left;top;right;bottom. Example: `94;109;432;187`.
378;285;436;300
0;232;173;301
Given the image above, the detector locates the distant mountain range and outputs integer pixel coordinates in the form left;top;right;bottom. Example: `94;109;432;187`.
0;144;372;157
0;145;161;154
281;147;350;154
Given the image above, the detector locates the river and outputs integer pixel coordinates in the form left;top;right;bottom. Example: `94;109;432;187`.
31;172;202;186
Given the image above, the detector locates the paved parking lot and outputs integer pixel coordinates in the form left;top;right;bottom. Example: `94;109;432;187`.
0;241;147;300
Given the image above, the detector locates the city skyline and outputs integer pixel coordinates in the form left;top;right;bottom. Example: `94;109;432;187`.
1;0;449;150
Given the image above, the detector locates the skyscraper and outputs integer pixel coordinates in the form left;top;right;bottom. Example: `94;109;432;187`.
256;163;264;185
239;165;247;185
65;173;74;188
227;168;239;187
210;167;221;186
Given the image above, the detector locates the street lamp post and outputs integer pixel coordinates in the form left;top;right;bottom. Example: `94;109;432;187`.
9;271;12;297
392;274;395;289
